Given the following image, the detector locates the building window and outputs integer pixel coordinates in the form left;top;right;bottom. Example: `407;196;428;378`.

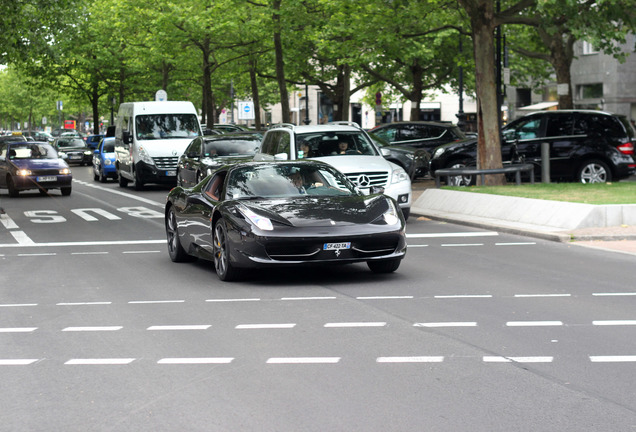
577;83;603;99
582;41;599;55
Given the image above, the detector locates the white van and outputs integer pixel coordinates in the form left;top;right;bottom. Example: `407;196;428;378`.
114;101;201;189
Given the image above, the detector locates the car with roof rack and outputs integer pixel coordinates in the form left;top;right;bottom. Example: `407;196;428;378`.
253;122;412;219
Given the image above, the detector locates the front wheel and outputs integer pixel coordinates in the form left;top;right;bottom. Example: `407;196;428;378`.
213;219;238;281
165;206;192;262
578;159;611;183
367;258;401;274
61;187;72;196
118;171;129;187
446;161;474;186
7;176;19;197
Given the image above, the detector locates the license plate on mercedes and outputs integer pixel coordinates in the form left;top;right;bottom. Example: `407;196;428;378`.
323;242;351;251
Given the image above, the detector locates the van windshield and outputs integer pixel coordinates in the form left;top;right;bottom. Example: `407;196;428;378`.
135;114;201;140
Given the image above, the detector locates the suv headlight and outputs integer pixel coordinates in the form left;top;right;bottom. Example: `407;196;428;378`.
433;147;446;159
391;167;409;184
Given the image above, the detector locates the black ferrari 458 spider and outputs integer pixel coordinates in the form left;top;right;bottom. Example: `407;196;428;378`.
164;160;407;281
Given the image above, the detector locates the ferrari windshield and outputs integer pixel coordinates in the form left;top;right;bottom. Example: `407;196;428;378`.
6;143;58;160
226;163;358;199
135;114;201;140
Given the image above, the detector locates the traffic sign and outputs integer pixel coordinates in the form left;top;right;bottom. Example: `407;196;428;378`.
238;101;255;120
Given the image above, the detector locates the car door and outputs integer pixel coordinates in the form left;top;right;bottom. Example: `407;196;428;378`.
502;114;545;166
0;143;7;187
179;137;203;187
542;113;577;178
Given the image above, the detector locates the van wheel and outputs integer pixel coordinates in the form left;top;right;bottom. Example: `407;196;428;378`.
134;169;145;190
578;159;611;183
118;172;129;187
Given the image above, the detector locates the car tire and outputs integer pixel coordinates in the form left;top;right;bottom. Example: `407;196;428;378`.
61;187;72;196
93;168;99;181
367;258;401;273
213;219;238;282
578;159;612;183
118;171;129;187
401;207;410;221
134;168;144;191
165;206;193;262
446;161;474;186
98;168;107;183
7;176;19;197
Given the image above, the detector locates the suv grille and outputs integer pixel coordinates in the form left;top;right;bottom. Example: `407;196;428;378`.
343;171;389;188
154;156;179;170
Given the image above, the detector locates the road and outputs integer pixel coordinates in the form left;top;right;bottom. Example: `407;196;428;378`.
1;167;636;431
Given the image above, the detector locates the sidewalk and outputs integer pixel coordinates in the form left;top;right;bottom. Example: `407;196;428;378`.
410;178;636;256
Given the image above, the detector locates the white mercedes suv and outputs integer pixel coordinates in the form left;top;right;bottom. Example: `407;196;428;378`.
253;123;412;219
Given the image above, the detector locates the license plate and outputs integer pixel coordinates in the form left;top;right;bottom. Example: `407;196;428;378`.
166;170;177;176
69;155;82;159
37;176;57;182
323;242;351;251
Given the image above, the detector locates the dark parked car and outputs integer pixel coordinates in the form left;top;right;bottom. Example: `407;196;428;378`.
53;137;93;166
0;141;72;196
177;132;262;188
430;110;636;185
369;121;466;153
368;132;430;180
165;160;407;281
92;137;117;182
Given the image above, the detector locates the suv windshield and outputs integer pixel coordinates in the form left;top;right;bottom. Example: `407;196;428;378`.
296;131;377;157
136;114;200;140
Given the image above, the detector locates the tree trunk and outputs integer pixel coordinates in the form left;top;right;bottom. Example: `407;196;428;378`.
409;64;424;120
249;59;262;130
466;1;505;185
541;29;575;109
272;0;290;123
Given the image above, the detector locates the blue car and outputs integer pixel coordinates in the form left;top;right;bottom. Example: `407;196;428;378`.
92;137;117;182
0;141;72;197
86;134;104;150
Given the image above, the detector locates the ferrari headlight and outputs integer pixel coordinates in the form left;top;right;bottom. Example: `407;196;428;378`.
383;200;400;225
237;204;273;231
391;167;409;184
17;169;32;176
433;147;446;158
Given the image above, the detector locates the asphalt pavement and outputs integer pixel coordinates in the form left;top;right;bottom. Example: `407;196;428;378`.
410;177;636;256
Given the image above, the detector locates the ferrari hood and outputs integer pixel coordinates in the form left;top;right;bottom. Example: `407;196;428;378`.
237;194;392;227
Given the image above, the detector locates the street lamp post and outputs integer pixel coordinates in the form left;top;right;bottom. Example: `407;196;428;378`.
303;84;310;125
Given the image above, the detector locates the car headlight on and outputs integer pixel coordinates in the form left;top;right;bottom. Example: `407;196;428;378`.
383;200;400;225
59;168;71;175
391;167;409;184
58;151;67;159
138;145;154;165
17;169;32;176
84;150;92;156
433;147;446;159
237;204;273;231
